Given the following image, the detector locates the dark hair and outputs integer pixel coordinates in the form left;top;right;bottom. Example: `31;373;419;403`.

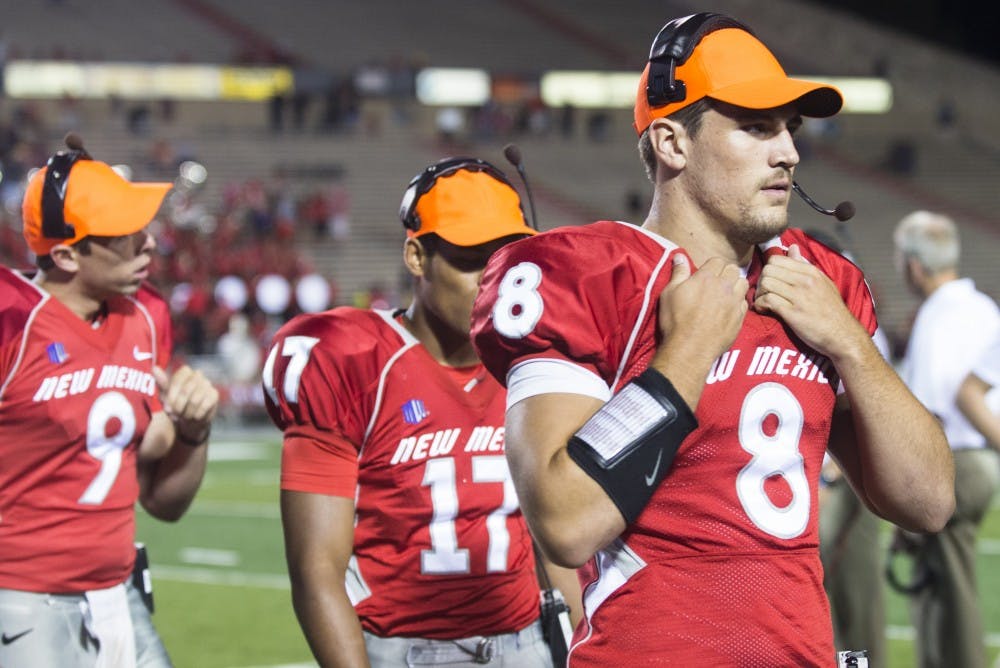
414;232;441;257
34;237;93;271
638;97;714;182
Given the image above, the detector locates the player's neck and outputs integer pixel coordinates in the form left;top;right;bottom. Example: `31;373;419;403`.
643;206;753;268
400;307;479;368
36;272;107;323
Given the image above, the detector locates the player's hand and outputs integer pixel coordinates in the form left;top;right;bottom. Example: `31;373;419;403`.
754;244;867;358
651;253;748;409
154;365;219;445
658;253;749;363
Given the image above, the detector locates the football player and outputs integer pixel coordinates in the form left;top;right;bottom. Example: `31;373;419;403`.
0;135;218;667
471;13;953;666
264;157;580;667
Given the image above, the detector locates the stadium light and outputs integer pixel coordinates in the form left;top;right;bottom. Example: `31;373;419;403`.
255;274;292;315
540;72;638;109
801;76;893;114
215;275;249;312
295;274;332;313
415;68;491;106
4;61;293;101
540;71;892;114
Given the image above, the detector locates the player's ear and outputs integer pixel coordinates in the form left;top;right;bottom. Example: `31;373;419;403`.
903;254;924;283
648;117;687;173
403;237;429;278
48;242;82;274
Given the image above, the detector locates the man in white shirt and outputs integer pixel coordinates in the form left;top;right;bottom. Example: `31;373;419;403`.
957;337;1000;451
894;210;1000;668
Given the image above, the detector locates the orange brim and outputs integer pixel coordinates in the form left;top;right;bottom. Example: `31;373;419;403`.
708;76;842;117
63;163;172;239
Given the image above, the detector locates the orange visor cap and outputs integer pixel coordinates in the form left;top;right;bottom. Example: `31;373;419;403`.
634;27;843;135
23;159;173;256
410;169;536;247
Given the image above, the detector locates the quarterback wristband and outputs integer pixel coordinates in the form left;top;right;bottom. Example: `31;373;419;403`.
175;426;211;448
567;368;697;524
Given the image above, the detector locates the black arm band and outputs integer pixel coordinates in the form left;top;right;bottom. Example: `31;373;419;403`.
567;368;697;524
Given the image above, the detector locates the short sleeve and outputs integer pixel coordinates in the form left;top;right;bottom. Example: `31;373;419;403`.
281;422;359;496
263;310;386;496
472;223;672;390
975;338;1000;387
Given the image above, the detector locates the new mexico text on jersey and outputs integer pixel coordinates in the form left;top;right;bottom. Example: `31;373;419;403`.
0;267;168;593
263;307;540;638
472;222;879;665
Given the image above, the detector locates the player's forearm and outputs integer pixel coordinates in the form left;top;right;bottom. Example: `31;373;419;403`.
648;334;719;412
507;396;627;568
537;552;584;629
521;447;627;568
139;438;208;521
280;492;365;666
651;258;748;412
290;580;370;668
834;346;954;532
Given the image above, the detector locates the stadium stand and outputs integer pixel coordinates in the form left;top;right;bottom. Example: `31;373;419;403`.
1;0;997;412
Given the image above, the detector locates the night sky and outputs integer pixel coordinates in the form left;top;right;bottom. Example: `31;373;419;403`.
811;0;1000;66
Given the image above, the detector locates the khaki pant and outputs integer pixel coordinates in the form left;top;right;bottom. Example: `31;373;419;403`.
820;479;886;668
911;448;1000;668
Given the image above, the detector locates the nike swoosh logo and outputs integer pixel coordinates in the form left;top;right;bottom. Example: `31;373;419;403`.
133;345;154;362
644;449;664;487
1;629;33;645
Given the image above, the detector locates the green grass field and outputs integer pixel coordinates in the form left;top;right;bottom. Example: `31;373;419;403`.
137;427;1000;668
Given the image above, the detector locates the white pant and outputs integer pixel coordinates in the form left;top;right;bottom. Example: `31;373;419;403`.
363;619;553;667
0;582;135;668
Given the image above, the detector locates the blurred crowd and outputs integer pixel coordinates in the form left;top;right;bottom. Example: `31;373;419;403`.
0;106;372;421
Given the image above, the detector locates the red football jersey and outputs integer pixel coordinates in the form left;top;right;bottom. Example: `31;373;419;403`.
0;268;168;592
262;307;540;639
471;222;878;666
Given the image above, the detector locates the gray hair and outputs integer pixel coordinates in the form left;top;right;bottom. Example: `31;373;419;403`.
893;210;960;274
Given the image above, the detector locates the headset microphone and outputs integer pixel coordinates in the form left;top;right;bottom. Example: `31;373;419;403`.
502;143;539;231
792;181;855;222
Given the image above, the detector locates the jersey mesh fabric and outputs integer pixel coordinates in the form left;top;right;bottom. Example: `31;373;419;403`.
472;223;879;666
0;268;166;592
264;307;540;638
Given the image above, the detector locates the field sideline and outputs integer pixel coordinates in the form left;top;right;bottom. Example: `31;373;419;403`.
136;428;1000;668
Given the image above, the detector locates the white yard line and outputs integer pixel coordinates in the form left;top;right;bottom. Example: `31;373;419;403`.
179;547;241;567
151;565;289;590
981;538;1000;555
887;624;1000;647
207;441;273;461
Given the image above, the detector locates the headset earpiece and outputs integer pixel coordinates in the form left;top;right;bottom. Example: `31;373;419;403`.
645;12;753;108
41;149;92;241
